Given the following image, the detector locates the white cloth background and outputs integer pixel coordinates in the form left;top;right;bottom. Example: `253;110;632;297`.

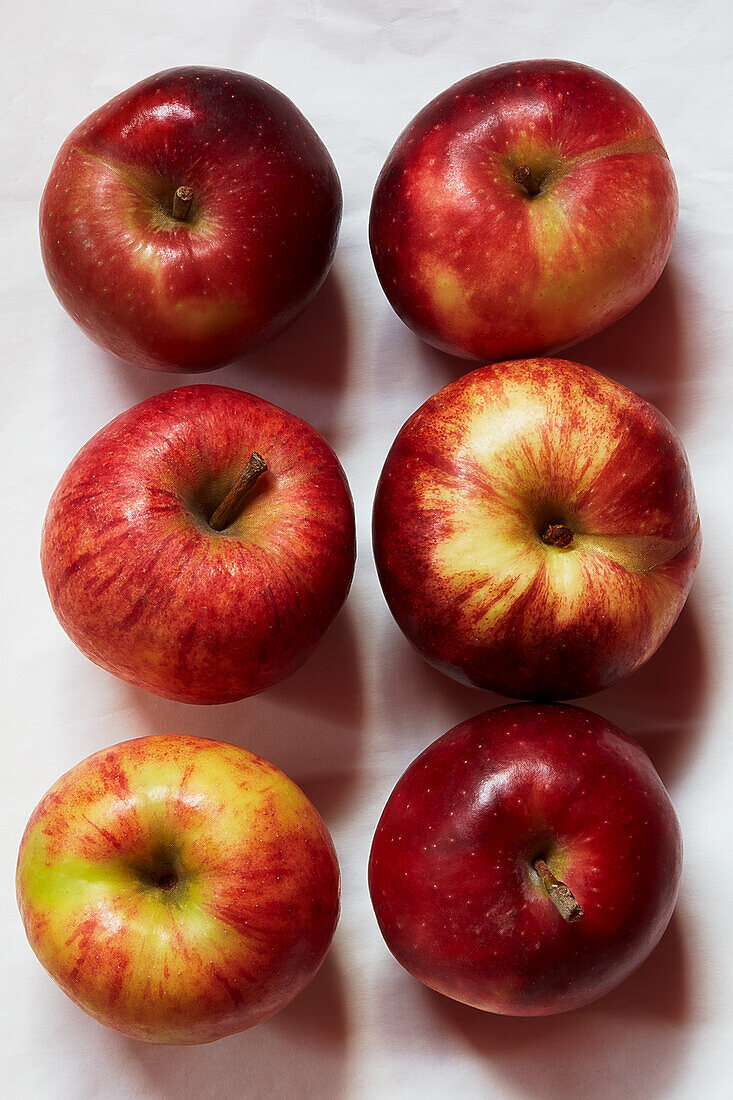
2;1;731;1096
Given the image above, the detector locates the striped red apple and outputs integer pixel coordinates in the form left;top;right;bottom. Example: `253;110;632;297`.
16;735;340;1044
42;385;356;704
373;358;700;700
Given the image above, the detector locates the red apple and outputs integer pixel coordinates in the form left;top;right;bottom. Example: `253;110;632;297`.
40;66;341;372
373;358;700;700
370;59;677;362
17;734;340;1043
369;703;682;1016
41;385;355;703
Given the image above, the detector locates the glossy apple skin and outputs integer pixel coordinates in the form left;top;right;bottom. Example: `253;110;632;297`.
40;66;341;372
373;358;700;700
370;59;677;362
369;704;681;1016
17;735;339;1044
41;385;355;703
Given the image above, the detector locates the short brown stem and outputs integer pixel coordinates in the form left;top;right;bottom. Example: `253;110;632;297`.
513;164;542;196
533;859;584;923
171;186;194;221
541;523;574;549
209;453;268;531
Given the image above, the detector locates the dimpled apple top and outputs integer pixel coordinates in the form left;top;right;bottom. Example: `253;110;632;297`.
40;66;341;372
369;704;682;1015
41;385;355;703
370;59;677;361
17;735;340;1044
373;358;700;699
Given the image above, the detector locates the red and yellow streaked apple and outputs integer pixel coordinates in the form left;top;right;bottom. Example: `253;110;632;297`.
40;66;342;372
369;704;682;1016
370;59;677;362
16;735;340;1044
41;385;356;704
373;358;700;700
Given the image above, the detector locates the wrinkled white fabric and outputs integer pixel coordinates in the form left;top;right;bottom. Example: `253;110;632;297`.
2;0;731;1097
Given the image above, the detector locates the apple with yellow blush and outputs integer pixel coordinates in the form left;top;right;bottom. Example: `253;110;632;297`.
370;59;678;362
373;357;700;700
16;735;340;1044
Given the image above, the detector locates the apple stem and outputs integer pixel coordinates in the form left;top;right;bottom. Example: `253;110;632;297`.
513;165;542;196
171;186;194;221
209;452;268;531
533;859;584;923
541;523;573;549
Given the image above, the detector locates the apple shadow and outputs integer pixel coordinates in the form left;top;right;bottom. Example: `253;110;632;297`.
374;582;705;792
235;266;350;404
578;594;706;789
120;604;364;820
124;946;349;1100
402;262;686;428
570;262;685;425
101;266;351;442
420;908;689;1099
391;318;471;392
375;616;502;751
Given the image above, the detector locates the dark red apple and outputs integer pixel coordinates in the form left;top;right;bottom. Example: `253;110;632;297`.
41;385;355;703
369;703;682;1016
40;66;341;372
370;59;677;361
373;357;700;700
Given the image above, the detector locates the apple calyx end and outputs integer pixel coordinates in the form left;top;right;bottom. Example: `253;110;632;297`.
533;858;584;923
171;185;194;221
133;846;183;895
512;164;542;197
209;451;268;531
153;871;178;890
540;523;574;550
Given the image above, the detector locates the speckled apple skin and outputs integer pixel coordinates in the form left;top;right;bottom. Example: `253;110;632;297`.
369;704;682;1016
370;59;678;362
373;358;700;700
40;66;341;372
41;385;356;703
17;735;340;1044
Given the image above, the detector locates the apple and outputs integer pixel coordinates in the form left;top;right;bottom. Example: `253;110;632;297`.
370;59;677;362
373;357;700;700
369;703;682;1016
40;66;341;372
17;734;340;1043
41;385;355;703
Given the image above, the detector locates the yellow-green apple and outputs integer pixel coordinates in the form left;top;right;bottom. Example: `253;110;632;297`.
369;703;681;1015
16;734;340;1043
370;59;677;362
41;385;355;703
40;66;341;372
373;358;700;700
